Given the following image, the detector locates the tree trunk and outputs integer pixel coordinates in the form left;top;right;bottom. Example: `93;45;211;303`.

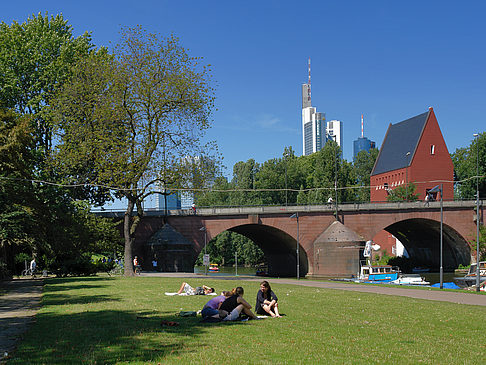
124;200;135;276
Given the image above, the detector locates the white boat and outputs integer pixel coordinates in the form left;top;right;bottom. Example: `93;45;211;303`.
358;265;400;283
460;261;486;286
390;274;430;286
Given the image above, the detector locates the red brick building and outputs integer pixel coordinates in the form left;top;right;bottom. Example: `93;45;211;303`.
370;107;454;202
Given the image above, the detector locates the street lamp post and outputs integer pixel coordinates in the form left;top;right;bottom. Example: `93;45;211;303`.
440;184;443;289
284;153;288;206
199;226;207;275
331;135;338;219
405;151;411;202
474;133;481;292
290;213;300;279
429;184;444;289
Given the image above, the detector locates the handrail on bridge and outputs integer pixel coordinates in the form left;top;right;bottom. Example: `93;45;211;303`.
91;199;482;217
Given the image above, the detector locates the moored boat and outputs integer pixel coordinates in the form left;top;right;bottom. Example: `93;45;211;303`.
358;264;400;283
390;274;430;286
459;261;486;287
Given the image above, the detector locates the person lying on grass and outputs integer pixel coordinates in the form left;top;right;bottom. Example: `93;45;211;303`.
201;291;232;320
177;282;215;295
219;286;258;321
255;280;281;317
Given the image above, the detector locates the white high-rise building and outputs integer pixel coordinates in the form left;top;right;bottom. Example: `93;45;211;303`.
302;106;326;156
326;119;343;148
302;58;327;156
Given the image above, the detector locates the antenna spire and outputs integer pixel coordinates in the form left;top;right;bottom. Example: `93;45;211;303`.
308;57;311;85
361;114;364;138
307;57;311;104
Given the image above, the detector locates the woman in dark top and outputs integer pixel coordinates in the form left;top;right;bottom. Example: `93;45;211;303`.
255;280;281;317
219;287;258;321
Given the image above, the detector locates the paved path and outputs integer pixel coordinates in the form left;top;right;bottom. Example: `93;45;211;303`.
0;279;43;362
142;272;486;306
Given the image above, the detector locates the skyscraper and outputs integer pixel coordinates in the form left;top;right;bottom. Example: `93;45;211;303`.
326;119;343;148
302;58;327;156
353;114;375;161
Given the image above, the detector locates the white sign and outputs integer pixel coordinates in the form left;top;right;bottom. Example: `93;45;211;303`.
203;254;210;266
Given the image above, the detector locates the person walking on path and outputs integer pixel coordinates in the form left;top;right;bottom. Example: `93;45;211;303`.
29;258;36;278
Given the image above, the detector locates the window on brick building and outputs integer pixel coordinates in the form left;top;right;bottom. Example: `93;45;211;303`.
430;145;435;155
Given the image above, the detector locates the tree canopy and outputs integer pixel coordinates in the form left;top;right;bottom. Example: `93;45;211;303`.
50;26;219;275
452;132;486;199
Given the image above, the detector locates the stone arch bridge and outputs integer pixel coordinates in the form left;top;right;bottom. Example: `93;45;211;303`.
100;200;482;278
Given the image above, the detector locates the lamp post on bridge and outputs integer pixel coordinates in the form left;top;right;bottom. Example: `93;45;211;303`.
429;184;444;289
290;213;300;279
474;133;481;292
405;151;411;202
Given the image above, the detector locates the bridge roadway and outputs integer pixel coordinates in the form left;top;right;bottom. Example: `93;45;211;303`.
97;200;483;278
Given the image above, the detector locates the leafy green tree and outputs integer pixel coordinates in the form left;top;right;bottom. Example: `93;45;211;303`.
0;12;95;155
386;182;419;202
50;27;218;276
452;132;486;199
353;148;379;202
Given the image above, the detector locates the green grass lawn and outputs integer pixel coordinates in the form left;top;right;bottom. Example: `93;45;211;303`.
10;276;486;364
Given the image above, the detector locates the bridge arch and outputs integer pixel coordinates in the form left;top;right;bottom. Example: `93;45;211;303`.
227;223;308;277
380;218;470;271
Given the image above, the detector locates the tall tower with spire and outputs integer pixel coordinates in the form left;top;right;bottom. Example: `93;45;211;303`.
353;114;376;161
302;58;326;156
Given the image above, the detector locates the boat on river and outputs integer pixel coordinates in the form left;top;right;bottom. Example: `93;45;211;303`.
358;265;400;283
458;261;486;287
358;264;429;286
390;274;430;286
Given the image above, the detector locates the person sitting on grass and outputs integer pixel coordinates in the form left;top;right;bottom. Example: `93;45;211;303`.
219;286;258;321
201;291;232;319
177;282;215;295
255;280;281;317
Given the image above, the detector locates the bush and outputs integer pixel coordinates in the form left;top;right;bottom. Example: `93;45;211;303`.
50;254;98;277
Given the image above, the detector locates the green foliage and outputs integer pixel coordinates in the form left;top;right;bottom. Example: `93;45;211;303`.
452;132;486;199
353;148;379;202
386;182;420;202
50;26;218;275
0;12;95;154
195;231;264;267
199;142;362;207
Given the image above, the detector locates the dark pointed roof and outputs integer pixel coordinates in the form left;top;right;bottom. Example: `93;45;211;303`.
146;224;193;246
371;110;430;176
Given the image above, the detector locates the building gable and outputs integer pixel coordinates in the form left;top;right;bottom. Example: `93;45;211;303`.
371;111;428;176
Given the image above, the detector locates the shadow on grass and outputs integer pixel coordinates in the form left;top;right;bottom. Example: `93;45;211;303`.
12;308;251;364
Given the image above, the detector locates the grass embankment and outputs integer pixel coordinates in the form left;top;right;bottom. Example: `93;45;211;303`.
11;276;486;364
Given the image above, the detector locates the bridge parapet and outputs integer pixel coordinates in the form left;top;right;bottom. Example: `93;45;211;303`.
93;200;481;218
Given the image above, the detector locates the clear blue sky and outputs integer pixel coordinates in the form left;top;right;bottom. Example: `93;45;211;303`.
2;1;485;174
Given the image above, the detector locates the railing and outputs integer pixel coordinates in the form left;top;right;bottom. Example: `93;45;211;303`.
92;199;482;217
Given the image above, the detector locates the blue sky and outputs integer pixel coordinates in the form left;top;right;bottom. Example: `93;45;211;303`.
2;1;485;175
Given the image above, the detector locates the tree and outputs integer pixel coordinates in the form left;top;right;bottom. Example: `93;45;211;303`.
50;27;218;276
386;182;419;202
0;13;95;155
452;132;486;199
353;148;379;202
